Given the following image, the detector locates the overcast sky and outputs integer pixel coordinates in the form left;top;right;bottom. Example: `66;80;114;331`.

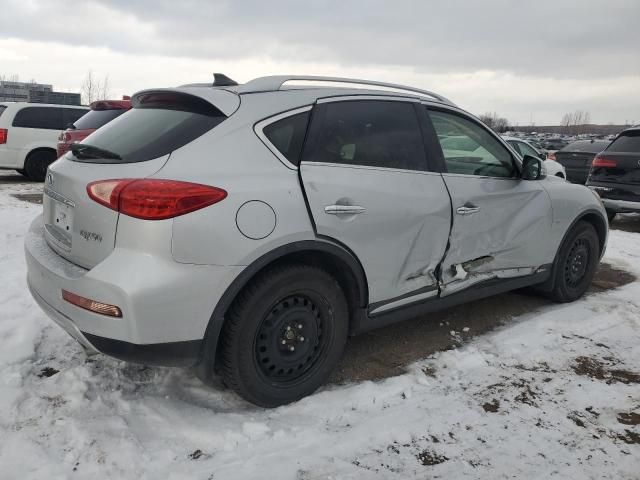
1;0;638;125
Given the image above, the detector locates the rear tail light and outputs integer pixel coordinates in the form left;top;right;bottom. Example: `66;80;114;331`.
547;152;556;161
592;156;617;168
87;179;227;220
0;128;7;144
62;289;122;317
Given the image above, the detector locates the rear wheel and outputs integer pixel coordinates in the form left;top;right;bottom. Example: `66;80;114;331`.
16;169;27;177
548;221;599;303
220;264;348;407
24;150;56;182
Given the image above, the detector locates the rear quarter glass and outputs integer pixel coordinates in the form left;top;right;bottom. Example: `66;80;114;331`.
71;93;226;164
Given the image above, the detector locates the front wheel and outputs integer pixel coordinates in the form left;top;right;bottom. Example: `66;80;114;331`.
220;264;348;407
548;221;600;303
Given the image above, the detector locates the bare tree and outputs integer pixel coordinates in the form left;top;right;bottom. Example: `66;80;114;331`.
479;112;510;133
560;110;592;135
81;70;111;104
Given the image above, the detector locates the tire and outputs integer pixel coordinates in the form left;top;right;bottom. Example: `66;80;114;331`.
606;210;616;223
548;221;600;303
16;169;27;177
24;150;56;182
220;264;348;407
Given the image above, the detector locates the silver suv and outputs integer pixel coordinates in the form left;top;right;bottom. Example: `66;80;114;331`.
25;75;608;406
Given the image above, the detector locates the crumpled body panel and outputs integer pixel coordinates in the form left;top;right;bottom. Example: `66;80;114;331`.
439;174;553;295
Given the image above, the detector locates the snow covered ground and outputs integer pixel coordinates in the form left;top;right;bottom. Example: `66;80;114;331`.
0;181;639;480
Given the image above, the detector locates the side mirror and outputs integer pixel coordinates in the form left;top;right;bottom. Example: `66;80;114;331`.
538;152;546;160
522;155;544;180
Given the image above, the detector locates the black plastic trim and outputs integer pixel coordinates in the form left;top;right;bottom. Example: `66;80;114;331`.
352;267;552;334
82;333;202;367
368;284;438;313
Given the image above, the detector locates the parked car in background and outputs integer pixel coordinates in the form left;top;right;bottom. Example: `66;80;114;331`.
57;98;131;158
0;102;88;180
587;126;640;222
551;139;610;184
502;136;566;179
25;75;608;407
542;138;571;151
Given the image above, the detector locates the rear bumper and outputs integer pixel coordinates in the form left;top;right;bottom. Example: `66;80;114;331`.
25;214;242;366
0;146;21;168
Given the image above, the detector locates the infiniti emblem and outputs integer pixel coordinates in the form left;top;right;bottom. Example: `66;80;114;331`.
47;173;54;186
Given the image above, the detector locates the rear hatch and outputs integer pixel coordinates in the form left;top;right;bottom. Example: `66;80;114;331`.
43;89;238;269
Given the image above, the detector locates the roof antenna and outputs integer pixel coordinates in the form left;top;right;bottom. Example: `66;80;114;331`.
213;73;238;87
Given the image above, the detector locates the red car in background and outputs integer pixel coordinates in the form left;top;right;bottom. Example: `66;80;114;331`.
56;97;131;158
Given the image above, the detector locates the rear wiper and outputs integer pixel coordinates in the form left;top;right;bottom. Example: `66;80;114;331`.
70;143;122;160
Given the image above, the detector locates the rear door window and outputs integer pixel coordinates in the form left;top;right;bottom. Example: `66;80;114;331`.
304;100;427;171
263;111;310;166
12;107;63;130
607;132;640;152
72;92;226;164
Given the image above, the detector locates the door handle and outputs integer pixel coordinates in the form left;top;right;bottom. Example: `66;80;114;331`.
456;205;480;215
324;205;366;215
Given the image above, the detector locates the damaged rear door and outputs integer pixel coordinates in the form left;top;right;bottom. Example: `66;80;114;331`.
299;97;451;311
426;107;553;296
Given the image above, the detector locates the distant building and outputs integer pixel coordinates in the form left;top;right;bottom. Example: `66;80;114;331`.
0;80;81;105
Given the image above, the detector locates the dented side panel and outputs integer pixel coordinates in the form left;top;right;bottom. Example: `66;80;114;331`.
300;162;451;303
439;174;553;296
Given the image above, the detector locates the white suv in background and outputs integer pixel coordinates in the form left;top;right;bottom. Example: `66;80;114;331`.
0;102;88;181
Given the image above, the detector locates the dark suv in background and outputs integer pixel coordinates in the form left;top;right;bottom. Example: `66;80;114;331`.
553;139;610;184
587;127;640;221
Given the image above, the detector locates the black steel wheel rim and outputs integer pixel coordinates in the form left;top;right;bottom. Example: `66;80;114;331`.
254;294;326;383
564;238;590;287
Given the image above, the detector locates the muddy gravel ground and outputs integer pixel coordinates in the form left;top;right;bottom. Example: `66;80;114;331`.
332;262;636;383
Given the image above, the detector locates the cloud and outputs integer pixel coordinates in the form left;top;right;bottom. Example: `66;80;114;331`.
1;1;638;124
2;0;639;78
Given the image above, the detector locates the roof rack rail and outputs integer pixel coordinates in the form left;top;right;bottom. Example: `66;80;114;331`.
237;75;454;105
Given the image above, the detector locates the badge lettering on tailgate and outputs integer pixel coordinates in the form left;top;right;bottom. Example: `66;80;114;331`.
80;230;103;243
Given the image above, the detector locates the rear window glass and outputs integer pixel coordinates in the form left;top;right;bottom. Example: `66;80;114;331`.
13;107;63;130
263;111;310;166
73;93;226;163
73;109;126;130
0;105;6;118
607;132;640;153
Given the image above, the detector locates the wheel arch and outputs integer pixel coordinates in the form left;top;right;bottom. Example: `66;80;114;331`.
196;239;369;380
25;146;57;162
537;208;607;293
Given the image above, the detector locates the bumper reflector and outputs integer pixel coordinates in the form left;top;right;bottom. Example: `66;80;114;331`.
62;290;122;318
